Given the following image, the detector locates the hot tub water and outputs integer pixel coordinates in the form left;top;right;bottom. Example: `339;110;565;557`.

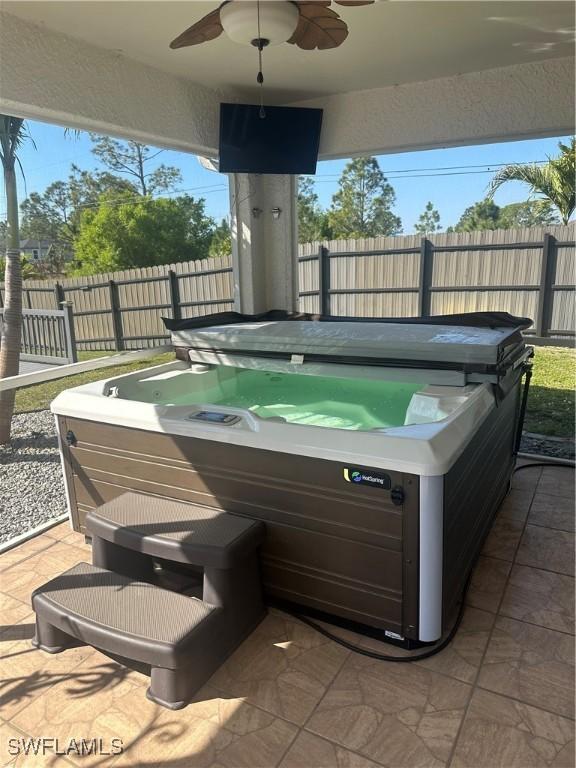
156;368;422;431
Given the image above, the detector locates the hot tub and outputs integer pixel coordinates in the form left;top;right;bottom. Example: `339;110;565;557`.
52;313;532;646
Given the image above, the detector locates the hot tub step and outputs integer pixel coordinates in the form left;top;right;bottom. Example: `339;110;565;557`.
31;562;249;709
86;492;265;571
32;496;267;709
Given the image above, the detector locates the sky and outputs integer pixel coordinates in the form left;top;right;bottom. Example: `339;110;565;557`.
4;119;570;234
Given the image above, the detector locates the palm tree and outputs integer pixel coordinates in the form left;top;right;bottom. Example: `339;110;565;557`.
0;116;31;443
488;139;575;225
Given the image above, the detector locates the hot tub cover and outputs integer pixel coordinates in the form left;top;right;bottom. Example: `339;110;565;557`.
164;310;531;332
164;311;531;371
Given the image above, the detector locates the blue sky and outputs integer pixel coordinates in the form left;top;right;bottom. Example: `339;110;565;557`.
4;120;570;233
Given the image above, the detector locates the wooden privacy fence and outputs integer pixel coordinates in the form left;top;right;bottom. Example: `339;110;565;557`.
0;305;77;364
0;258;235;351
1;225;574;349
299;225;575;340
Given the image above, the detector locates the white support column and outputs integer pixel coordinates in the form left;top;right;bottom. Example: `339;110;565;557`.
229;174;298;314
419;475;444;642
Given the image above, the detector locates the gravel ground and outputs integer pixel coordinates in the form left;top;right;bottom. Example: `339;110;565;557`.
0;410;66;545
520;432;575;461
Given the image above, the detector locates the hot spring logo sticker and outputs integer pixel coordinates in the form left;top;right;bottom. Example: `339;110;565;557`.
343;467;391;490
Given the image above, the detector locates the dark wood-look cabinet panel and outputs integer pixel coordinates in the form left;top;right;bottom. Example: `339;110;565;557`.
59;416;420;638
442;379;520;624
67;445;403;547
263;563;404;633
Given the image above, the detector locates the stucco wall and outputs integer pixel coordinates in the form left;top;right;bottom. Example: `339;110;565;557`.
292;56;575;159
1;11;573;160
0;11;230;156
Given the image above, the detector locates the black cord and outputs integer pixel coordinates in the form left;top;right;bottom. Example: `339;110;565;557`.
513;461;574;472
514;363;532;453
287;459;573;662
293;586;468;663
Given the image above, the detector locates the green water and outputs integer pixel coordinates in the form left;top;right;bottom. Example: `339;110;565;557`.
164;369;421;431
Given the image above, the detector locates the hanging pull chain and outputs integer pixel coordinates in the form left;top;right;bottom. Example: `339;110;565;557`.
256;0;266;118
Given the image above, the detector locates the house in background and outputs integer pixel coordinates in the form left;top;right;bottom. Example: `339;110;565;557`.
19;238;56;261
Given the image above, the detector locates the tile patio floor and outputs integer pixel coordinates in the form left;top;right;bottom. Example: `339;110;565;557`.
0;464;574;767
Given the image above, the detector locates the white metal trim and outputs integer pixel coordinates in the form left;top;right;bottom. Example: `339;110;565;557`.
0;345;172;393
20;308;67;318
0;514;68;555
54;416;74;523
418;475;444;642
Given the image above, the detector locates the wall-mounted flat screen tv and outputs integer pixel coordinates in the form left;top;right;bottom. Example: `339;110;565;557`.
219;103;323;174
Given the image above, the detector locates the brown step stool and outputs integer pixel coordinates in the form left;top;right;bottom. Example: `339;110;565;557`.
32;494;266;709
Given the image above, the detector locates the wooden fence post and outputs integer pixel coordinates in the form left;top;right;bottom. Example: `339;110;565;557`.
318;245;331;316
535;233;557;338
108;280;124;351
60;300;78;363
54;281;65;309
168;269;181;322
418;238;433;317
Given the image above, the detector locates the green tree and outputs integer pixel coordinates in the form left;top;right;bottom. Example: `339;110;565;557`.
0;116;30;443
297;176;328;242
328;157;401;238
73;192;215;274
90;134;182;196
20;188;62;241
66;166;138;231
452;198;502;232
451;196;562;232
489;139;575;225
209;219;232;257
34;245;70;279
498;200;560;228
21;166;137;248
0;254;39;281
415;202;441;235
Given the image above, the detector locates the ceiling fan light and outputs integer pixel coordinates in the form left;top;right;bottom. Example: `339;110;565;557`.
220;1;300;46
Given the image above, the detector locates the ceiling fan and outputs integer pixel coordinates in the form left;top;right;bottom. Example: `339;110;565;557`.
169;1;375;53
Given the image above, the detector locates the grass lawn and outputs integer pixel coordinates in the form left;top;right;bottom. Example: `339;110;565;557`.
524;345;575;438
12;345;575;440
14;351;174;414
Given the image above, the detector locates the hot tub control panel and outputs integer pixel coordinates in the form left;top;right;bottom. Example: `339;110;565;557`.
188;410;241;426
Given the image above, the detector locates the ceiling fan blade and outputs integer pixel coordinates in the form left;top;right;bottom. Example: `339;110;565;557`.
333;1;375;6
170;9;223;49
290;4;348;50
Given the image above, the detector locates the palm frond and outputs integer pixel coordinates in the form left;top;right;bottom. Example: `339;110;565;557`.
14;154;29;198
0;115;28;170
488;140;575;224
64;127;81;140
18;121;37;152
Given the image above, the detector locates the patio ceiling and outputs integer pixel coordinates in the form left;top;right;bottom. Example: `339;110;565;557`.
0;2;574;158
4;1;575;103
